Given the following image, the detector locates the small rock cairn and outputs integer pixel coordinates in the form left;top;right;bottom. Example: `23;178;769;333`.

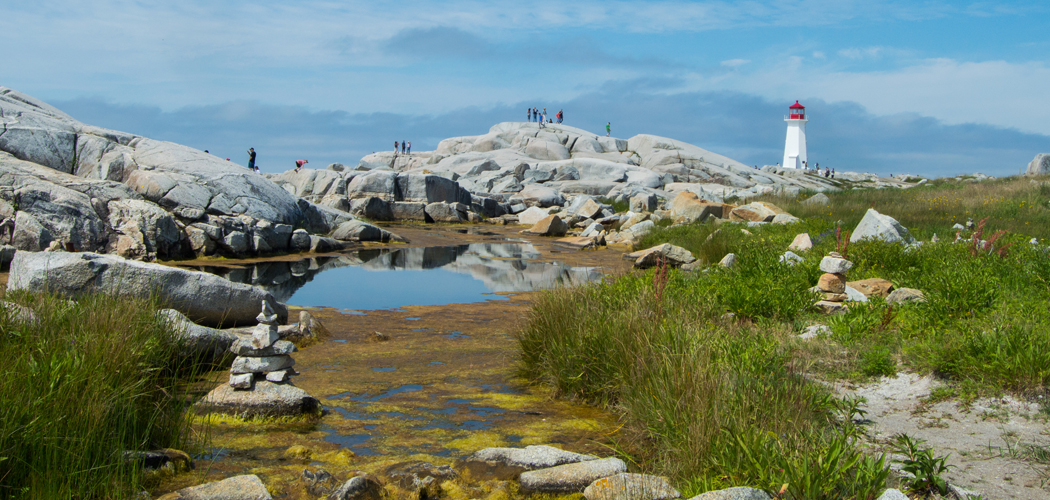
228;301;299;389
813;252;853;314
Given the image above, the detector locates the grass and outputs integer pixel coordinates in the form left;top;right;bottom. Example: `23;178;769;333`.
516;175;1050;498
0;291;201;499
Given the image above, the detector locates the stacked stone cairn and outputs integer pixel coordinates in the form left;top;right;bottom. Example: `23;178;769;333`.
228;301;299;389
813;252;853;314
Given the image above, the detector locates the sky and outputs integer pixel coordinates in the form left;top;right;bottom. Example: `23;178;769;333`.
2;0;1048;177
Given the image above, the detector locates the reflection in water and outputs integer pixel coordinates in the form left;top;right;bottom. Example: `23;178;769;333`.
180;242;601;310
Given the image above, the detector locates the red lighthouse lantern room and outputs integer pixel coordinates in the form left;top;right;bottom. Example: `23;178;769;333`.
789;101;805;119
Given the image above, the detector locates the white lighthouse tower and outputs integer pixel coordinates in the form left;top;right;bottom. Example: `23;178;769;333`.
782;101;808;169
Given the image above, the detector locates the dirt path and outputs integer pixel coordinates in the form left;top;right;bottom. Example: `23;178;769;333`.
838;373;1050;499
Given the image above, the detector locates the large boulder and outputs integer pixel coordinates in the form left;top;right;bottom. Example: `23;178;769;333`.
625;243;696;269
849;209;916;244
523;215;568;237
196;381;320;418
347;170;399;201
8;251;287;327
519;457;627;493
584;473;680;500
156;309;237;362
396;173;471;205
669;192;723;223
1026;153;1050;176
514;185;565;208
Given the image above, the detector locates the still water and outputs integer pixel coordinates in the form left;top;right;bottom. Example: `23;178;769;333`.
181;242;601;310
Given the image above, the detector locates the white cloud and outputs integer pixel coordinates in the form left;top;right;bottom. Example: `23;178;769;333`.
721;59;751;67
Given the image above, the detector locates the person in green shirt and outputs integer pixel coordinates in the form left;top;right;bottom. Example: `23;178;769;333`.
606;122;611;137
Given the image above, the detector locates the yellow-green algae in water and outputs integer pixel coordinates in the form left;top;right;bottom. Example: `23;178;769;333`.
156;293;622;499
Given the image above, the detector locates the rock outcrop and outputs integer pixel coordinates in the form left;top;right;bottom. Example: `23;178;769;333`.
0;87;395;261
1026;153;1050;176
8;251;287;326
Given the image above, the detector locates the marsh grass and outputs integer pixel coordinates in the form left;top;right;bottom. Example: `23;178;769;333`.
0;291;199;499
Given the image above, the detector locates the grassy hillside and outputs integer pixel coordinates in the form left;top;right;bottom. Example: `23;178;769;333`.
517;175;1050;499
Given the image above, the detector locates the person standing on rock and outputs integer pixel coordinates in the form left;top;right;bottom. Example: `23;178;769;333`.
557;109;563;123
246;148;256;171
606;122;611;137
394;141;399;155
526;108;531;122
295;159;308;172
406;141;411;154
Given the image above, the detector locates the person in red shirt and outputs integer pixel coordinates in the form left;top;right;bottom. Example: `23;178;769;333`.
295;159;308;172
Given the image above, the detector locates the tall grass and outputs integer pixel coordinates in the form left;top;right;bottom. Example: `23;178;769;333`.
0;292;198;499
518;265;889;499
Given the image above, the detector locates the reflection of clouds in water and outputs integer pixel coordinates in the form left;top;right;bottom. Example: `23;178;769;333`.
181;242;601;306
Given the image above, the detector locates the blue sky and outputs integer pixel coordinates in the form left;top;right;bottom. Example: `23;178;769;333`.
2;0;1048;177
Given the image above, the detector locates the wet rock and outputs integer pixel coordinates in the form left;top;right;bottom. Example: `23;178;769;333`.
381;461;458;499
886;287;925;305
290;229;312;251
463;445;597;480
197;381;320;418
626;243;696;269
123;448;192;472
849;208;916;244
328;475;383;500
846;278;894;298
293;310;330;342
523;215;568;236
519;457;627;493
157;474;272;500
9;251;287;327
302;468;335;496
584;473;680;500
687;486;771;500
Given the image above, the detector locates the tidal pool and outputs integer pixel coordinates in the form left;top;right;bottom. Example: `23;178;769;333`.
182;242;602;310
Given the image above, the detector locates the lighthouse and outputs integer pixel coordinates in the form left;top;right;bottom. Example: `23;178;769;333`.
782;101;808;169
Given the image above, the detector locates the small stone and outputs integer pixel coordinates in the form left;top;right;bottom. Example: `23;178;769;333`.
302;469;335;496
779;251;803;266
524;215;568;237
886;288;925;305
230;338;298;357
822;293;848;302
817;273;846;293
251;327;280;350
328;475;383;500
370;331;389;342
798;324;829;340
230;355;294;374
819;255;853;274
688;486;771;500
815;300;848;314
875;488;909;500
266;370;291;383
229;372;253;389
788;233;812;252
719;253;737;268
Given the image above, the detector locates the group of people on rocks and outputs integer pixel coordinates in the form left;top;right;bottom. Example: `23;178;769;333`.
394;140;412;155
242;147;308;173
527;107;563;125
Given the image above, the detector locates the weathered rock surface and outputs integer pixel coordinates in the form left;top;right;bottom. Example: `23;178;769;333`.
584;473;680;500
523;215;568;236
819;255;853;274
157;474;272;500
328;475;383;500
847;278;894;298
0;87;394;260
1026;153;1050;176
788;233;812;252
849;208;916;244
886;287;925;305
9;251;287;327
687;486;771;500
519;457;628;493
156;308;237;361
468;445;597;471
626;243;696;269
197;380;320;418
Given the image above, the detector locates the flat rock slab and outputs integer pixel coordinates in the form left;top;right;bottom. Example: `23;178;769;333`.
157;474;272;500
8;251;287;327
469;445;597;470
230;354;294;374
519;457;627;493
687;487;770;500
554;236;601;249
584;473;680;500
847;278;894;298
197;381;319;418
